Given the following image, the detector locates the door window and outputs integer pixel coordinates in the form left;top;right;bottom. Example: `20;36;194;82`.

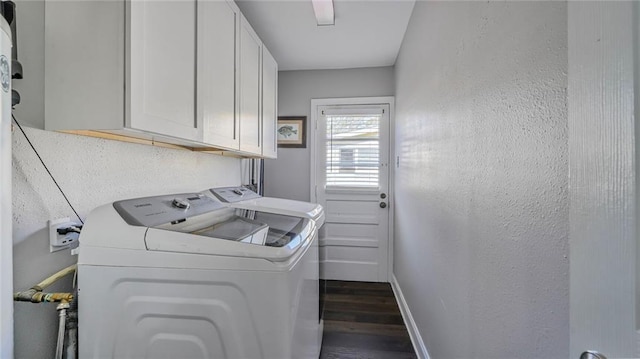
325;112;382;188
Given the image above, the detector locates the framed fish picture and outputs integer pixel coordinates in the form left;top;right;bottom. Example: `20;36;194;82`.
277;116;307;148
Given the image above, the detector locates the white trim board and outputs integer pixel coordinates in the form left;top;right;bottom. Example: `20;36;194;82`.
391;273;431;359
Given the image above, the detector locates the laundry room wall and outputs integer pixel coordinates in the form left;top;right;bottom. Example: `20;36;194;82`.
9;2;243;357
393;1;569;358
264;67;394;202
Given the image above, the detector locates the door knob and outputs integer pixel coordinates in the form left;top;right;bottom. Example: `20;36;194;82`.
580;351;607;359
379;202;387;209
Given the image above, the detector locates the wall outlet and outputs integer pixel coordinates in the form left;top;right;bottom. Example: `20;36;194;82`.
49;217;81;253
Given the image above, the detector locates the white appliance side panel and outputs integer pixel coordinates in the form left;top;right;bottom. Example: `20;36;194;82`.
291;231;321;359
78;246;282;272
77;203;149;251
78;266;293;359
0;20;11;359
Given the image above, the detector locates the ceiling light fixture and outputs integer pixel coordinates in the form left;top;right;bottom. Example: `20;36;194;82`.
311;0;334;26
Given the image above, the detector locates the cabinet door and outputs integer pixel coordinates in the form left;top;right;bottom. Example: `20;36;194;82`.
128;0;200;141
198;0;239;149
239;16;262;154
261;47;278;159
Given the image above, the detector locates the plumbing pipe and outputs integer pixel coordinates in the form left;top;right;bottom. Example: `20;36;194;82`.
64;310;77;359
55;302;69;359
64;288;78;359
13;264;76;303
34;264;76;291
13;290;73;303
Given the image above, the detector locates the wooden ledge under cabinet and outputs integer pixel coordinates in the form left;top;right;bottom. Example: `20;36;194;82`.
61;130;246;158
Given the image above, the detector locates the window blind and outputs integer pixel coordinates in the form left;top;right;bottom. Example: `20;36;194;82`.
326;114;381;188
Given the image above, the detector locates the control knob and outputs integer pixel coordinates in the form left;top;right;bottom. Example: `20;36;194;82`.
232;189;245;196
172;198;190;210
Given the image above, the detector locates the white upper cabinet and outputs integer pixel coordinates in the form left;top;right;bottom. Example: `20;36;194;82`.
261;47;278;159
45;0;126;134
45;0;200;143
128;0;200;141
239;15;262;155
45;0;277;157
198;0;240;150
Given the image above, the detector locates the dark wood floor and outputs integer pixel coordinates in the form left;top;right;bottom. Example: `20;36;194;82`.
320;280;418;359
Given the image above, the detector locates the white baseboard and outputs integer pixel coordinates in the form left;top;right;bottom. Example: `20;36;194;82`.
390;273;430;359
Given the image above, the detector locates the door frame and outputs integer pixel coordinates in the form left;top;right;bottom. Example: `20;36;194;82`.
568;2;639;357
310;96;396;281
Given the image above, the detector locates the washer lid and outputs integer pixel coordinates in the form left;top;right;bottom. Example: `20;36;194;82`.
194;216;266;242
236;210;311;248
109;192;315;262
144;211;313;262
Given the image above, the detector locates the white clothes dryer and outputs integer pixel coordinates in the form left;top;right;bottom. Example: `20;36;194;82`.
77;192;320;359
207;186;325;228
206;186;326;352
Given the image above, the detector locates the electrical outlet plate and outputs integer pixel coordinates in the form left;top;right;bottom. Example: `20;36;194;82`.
48;217;80;253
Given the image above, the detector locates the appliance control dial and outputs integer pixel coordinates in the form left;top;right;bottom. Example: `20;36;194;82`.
232;189;244;196
172;198;190;210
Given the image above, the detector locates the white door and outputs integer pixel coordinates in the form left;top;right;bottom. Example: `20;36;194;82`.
312;99;392;282
128;0;200;141
568;2;639;358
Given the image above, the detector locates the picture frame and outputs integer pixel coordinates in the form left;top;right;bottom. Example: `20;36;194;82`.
277;116;307;148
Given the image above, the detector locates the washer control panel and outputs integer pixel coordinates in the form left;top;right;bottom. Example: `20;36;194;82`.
113;193;225;227
210;186;262;203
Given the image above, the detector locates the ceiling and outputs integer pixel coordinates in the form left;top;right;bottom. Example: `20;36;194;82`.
235;0;416;71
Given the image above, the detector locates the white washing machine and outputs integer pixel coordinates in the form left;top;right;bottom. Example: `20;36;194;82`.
207;187;325;228
77;192;320;359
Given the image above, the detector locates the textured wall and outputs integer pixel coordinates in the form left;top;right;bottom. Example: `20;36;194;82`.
10;2;242;356
568;2;637;357
264;67;394;201
12;128;241;358
393;2;569;358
